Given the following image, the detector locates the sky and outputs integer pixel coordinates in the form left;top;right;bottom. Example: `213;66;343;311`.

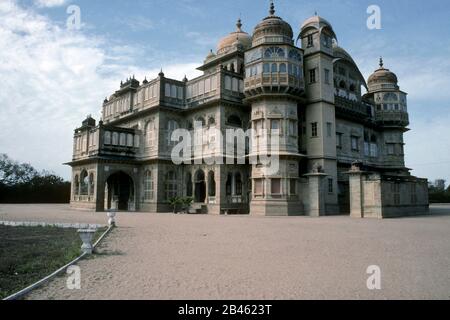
1;0;450;183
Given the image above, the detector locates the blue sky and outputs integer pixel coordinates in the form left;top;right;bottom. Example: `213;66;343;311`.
1;0;450;184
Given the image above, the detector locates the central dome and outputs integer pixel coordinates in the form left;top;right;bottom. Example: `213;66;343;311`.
252;2;294;45
217;19;252;55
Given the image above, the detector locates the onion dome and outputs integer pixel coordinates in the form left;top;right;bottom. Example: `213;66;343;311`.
217;18;252;55
158;69;164;77
252;1;293;45
368;58;398;86
300;14;337;41
142;77;148;84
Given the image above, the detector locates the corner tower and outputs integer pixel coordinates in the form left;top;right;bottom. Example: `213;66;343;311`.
299;15;339;213
244;2;305;216
367;58;409;171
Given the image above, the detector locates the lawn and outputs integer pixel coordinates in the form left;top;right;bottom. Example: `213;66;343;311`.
0;225;105;299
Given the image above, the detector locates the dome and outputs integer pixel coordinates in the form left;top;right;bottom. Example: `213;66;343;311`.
368;58;398;85
333;43;367;89
217;19;252;55
300;14;337;40
252;2;293;45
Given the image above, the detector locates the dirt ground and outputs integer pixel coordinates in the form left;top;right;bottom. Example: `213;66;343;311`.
1;204;449;300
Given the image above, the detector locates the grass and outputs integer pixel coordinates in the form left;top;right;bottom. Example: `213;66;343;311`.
0;225;107;299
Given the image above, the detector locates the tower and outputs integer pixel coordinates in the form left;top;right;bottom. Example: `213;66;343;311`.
244;2;305;216
367;58;409;172
299;15;339;213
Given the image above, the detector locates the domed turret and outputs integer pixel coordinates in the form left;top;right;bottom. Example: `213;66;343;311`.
299;14;336;55
368;58;399;91
300;15;337;39
217;18;252;55
252;1;293;46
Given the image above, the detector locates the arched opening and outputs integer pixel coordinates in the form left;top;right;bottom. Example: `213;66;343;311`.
208;171;216;197
235;172;242;196
74;175;79;196
80;170;88;195
194;170;206;203
186;172;193;197
227;115;242;127
105;171;135;211
89;172;95;196
339;80;347;90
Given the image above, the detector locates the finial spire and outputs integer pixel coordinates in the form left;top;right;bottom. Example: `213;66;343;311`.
379;56;384;68
269;0;275;15
236;18;242;31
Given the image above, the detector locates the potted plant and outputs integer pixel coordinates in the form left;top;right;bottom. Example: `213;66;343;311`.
181;197;194;214
168;197;182;214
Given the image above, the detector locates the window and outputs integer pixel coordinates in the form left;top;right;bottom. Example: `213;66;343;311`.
271;63;278;73
307;34;314;47
328;179;334;193
326;122;332;137
387;144;395;155
104;131;111;145
271;178;281;195
144;171;153;201
264;47;285;58
112;132;119;145
309;69;316;83
166;171;178;200
225;76;232;90
271;119;280;132
336;133;343;148
235;173;242;196
208;171;216;197
146;121;155;147
80;171;88;195
289;120;297;136
351;136;359;151
279;63;287;73
227;115;242;127
254;178;264;195
263;63;270;73
392;183;400;205
288;49;302;61
324;69;330;84
290;179;297;195
323;35;331;48
127;134;133;147
226;173;232;196
311;122;318;137
370;143;378;157
165;83;171;97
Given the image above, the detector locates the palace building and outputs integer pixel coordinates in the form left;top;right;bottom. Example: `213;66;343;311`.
68;3;429;218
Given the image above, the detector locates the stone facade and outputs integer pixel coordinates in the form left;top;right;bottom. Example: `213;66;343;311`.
67;4;429;218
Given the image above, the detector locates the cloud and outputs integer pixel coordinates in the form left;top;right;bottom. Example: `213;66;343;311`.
0;0;201;179
34;0;68;8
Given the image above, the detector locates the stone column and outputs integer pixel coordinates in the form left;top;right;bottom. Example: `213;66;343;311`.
304;172;328;217
346;162;365;218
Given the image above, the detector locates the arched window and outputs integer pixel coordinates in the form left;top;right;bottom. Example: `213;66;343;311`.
227;115;242;127
288;49;302;61
120;133;126;146
208;171;216;197
349;84;356;92
196;117;206;127
279;63;287;73
104;131;111;145
208;117;216;126
166;171;178;200
74;175;79;196
226;173;232;196
80;170;88;195
89;173;95;196
146;120;155;147
144;170;153;201
112;132;119;145
263;63;270;73
271;63;278;73
127;134;133;147
186;173;193;197
235;173;242;196
264;47;285;58
339;80;347;90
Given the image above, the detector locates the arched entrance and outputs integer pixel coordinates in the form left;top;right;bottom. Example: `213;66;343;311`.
105;171;135;211
194;170;206;203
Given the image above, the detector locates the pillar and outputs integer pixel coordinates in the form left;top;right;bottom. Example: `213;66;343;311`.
304;172;328;217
